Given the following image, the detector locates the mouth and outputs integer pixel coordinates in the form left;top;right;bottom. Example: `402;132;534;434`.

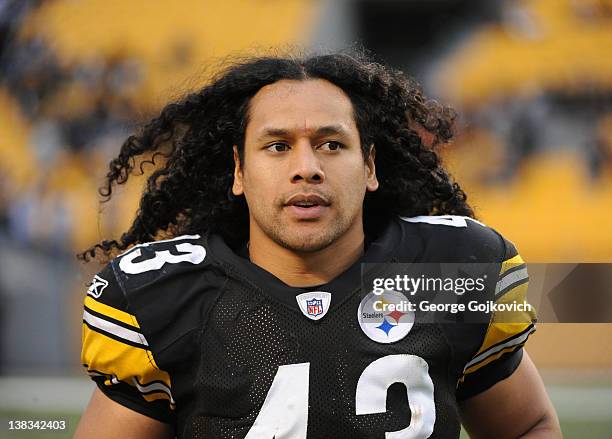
285;194;330;208
284;194;330;219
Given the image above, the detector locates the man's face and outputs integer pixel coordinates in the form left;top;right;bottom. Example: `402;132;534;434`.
232;79;378;253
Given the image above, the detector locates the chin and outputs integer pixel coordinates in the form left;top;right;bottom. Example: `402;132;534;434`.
261;215;352;253
278;232;336;254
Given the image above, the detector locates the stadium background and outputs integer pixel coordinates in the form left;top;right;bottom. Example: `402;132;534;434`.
0;0;610;437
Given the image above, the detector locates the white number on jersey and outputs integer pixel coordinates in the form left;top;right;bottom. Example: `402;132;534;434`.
118;235;206;274
245;363;310;439
400;215;484;228
356;355;435;438
245;356;435;438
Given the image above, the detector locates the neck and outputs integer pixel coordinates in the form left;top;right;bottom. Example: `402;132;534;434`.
247;224;365;288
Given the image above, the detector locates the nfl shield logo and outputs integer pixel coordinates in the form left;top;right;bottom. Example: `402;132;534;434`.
306;298;323;317
296;291;331;321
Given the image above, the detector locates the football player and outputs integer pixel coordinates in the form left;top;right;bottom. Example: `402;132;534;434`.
75;52;561;438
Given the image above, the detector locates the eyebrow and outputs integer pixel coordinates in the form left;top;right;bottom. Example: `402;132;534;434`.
256;124;350;141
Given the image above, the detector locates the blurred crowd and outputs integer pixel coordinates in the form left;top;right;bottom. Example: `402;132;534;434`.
437;0;612;189
0;1;145;255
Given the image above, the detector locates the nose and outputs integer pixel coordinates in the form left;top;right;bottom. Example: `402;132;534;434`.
289;143;324;184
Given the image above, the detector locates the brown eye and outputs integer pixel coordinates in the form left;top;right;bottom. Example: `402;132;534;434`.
320;141;342;151
266;143;289;152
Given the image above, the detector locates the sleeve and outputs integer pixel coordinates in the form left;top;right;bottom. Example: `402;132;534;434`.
80;262;176;423
456;235;537;401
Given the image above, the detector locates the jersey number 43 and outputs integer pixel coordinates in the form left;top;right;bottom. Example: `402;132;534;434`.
245;354;435;439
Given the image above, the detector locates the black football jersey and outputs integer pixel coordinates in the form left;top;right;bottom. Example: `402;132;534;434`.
81;215;535;438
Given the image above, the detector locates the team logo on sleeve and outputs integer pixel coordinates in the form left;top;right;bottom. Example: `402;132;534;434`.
296;291;332;321
358;290;415;343
87;275;109;298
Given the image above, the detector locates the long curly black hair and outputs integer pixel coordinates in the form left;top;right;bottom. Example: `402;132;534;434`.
79;50;473;262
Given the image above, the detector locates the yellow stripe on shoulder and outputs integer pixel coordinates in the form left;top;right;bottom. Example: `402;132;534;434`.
84;295;140;329
82;324;170;388
459;345;525;381
143;392;176;408
493;283;536;323
475;321;533;356
500;254;524;276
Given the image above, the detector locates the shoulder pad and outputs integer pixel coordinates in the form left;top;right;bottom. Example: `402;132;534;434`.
108;234;224;358
398;215;511;263
112;234;209;293
81;263;175;421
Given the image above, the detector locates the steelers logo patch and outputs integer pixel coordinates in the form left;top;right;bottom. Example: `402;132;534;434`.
357;289;415;343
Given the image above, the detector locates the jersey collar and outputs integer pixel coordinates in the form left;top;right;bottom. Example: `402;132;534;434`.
206;217;416;312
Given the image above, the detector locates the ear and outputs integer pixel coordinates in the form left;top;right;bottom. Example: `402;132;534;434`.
365;144;379;192
232;145;244;196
